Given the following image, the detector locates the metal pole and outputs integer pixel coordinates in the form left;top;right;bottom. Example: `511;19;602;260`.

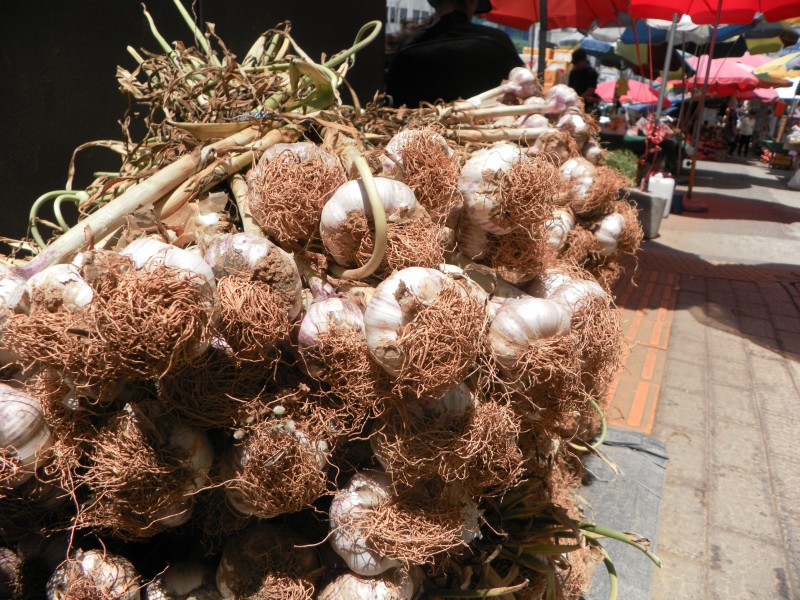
655;14;679;122
529;23;536;70
537;0;548;81
685;0;723;206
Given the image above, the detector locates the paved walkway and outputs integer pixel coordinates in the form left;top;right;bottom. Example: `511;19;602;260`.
607;158;800;599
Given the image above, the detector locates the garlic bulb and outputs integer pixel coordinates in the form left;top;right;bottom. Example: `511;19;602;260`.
380;129;454;179
557;111;592;145
0;383;54;487
583;138;605;164
560;157;597;211
146;561;220;600
545;208;575;253
455;208;490;260
526;268;575;299
593;212;626;256
363;267;483;394
517;112;550;129
458;143;525;235
329;470;402;576
220;419;329;519
47;550;141;600
320;178;419;266
152;418;214;528
488;297;572;374
0;264;25;318
121;238;216;291
545;84;580;114
506;67;539;99
487;279;529;322
215;523;319;599
19;264;94;314
297;298;366;378
0;547;21;598
317;567;421;600
203;232;303;320
550;279;608;316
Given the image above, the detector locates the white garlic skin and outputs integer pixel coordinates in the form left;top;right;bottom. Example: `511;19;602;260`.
488;297;572;373
487;279;529;323
546;84;580;114
583;139;605;165
545;209;576;252
316;567;421;600
363;267;451;377
594;212;626;256
297;298;366;378
20;264;94;314
517;112;550;129
259;141;340;166
152;421;214;529
0;265;25;320
329;471;402;577
550;279;609;316
0;383;54;487
560;157;597;205
121;238;216;291
458;143;524;236
380;129;454;179
320;178;419;266
507;67;539;99
145;561;220;600
203;232;303;320
47;550;141;600
526;268;575;299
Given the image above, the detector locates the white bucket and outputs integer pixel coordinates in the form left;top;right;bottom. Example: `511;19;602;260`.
647;174;676;219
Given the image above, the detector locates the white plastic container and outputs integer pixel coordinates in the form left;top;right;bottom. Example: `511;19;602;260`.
647;173;676;219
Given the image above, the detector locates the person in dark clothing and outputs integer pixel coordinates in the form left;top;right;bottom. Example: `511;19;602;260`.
385;0;523;108
567;48;600;111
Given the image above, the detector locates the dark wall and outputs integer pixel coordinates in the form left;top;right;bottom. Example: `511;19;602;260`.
0;0;386;242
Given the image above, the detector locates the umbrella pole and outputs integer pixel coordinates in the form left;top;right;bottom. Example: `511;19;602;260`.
685;0;724;209
537;0;548;81
529;24;536;70
655;14;679;122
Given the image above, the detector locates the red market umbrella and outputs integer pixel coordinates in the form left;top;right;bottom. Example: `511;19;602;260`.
596;79;671;107
629;0;800;25
485;0;626;30
735;87;778;102
669;55;760;95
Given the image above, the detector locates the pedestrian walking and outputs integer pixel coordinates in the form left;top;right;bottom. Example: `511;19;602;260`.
736;110;756;156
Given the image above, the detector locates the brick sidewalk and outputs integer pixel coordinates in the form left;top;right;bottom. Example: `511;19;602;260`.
608;243;800;599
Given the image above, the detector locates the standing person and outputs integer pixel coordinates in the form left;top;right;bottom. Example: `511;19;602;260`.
567;49;600;112
736;110;757;157
723;109;738;159
385;0;523;108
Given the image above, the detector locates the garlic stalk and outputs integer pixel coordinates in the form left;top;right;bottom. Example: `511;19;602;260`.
0;383;54;488
47;550;141;600
458;143;525;236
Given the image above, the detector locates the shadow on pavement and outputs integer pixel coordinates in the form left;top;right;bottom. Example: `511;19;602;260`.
669;192;800;224
614;241;800;360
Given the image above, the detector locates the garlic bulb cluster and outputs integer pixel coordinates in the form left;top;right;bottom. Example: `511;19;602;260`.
0;383;54;487
47;550;140;600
